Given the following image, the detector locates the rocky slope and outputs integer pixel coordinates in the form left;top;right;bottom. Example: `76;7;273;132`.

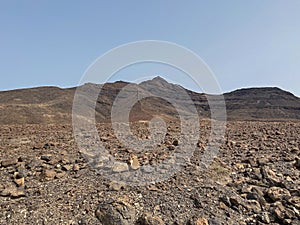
0;77;300;124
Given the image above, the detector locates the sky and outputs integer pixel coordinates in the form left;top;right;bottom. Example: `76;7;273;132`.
0;1;300;95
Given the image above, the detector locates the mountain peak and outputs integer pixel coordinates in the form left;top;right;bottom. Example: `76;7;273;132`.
139;76;172;87
151;76;169;83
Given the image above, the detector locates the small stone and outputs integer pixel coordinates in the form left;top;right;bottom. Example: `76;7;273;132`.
1;158;18;167
288;196;300;209
168;145;175;151
294;158;300;169
235;163;244;170
73;164;80;171
219;202;227;210
172;139;179;146
261;166;281;185
109;181;125;191
220;196;231;207
95;200;136;225
100;136;109;142
137;212;164;225
257;157;269;166
14;177;25;187
260;212;270;224
40;155;51;162
267;187;291;202
43;169;56;180
62;165;72;171
246;200;261;212
208;218;221;225
78;218;87;225
0;188;12;197
112;161;129;173
129;155;140;170
274;205;285;221
10;189;25;198
194;217;209;225
15;169;26;179
55;172;66;179
1;186;25;198
147;185;159;191
60;157;70;165
229;196;241;207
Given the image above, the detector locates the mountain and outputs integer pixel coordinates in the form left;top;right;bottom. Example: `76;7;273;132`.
1;77;300;124
224;87;300;120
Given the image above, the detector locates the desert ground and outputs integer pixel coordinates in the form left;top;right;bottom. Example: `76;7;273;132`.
0;120;299;225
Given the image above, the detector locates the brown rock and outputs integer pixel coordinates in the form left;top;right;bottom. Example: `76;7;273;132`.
235;163;244;170
261;167;281;185
10;189;25;198
260;212;270;224
73;164;80;171
13;171;25;187
14;177;25;187
267;187;291;202
229;196;241;207
246;200;261;212
42;169;56;180
109;181;126;191
137;212;164;225
0;186;25;198
62;165;72;171
189;217;209;225
55;172;66;179
272;202;296;222
129;155;140;170
288;196;300;209
1;158;18;167
95;200;136;225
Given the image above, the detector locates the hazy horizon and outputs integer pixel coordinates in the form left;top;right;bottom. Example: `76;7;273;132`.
1;75;299;98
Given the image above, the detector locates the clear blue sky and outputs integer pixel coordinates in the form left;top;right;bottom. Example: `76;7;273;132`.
1;1;300;95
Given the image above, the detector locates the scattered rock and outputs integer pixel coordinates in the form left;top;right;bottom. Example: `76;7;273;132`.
95;200;136;225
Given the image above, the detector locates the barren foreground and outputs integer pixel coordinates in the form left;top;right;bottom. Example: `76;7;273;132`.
0;121;299;225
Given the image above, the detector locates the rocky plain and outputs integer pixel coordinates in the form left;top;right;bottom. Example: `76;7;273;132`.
0;120;300;224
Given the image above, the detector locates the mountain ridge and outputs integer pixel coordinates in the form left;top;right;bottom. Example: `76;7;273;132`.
1;76;300;124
